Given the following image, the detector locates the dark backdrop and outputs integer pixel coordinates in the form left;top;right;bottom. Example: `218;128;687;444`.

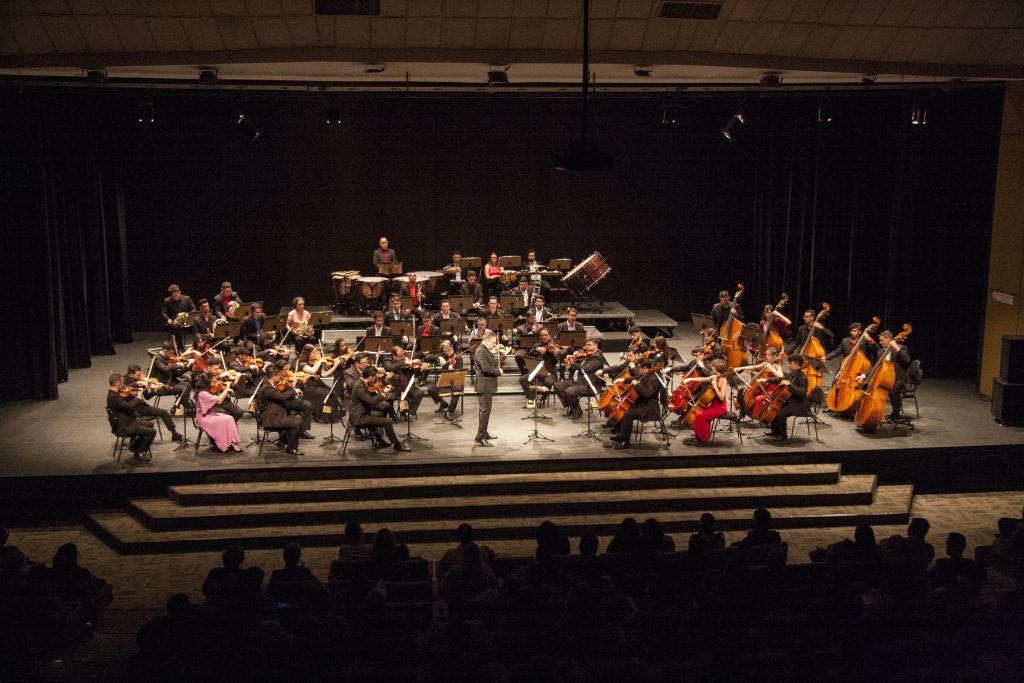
2;86;1003;391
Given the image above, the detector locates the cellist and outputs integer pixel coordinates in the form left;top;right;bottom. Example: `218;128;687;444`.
732;347;785;419
765;354;809;441
678;359;730;444
856;330;911;421
606;359;662;450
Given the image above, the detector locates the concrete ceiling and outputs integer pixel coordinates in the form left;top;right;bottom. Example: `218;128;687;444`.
0;0;1021;85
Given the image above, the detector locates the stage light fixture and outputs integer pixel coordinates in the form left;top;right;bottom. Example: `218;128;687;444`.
325;104;341;125
721;103;746;140
233;107;261;142
759;72;782;87
634;65;653;77
487;67;509;86
910;102;928;126
365;63;387;74
661;103;681;125
198;67;220;85
84;67;107;83
136;102;154;124
816;98;833;124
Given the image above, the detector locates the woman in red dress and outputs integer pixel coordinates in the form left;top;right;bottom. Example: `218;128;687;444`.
682;359;730;443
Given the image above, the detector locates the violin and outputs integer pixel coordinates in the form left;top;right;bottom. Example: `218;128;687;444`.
117;385;139;399
236;354;264;369
562;348;593;366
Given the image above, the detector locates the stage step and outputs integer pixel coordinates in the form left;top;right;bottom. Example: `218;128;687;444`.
169;464;842;506
125;475;876;532
84;484;912;554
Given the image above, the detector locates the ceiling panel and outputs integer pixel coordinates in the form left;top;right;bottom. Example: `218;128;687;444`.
146;16;190;51
174;0;213;16
111;15;155;51
251;15;292;47
405;16;441;47
712;20;756;53
243;0;283;16
673;19;698;50
906;25;950;62
934;27;981;64
988;1;1023;28
740;20;783;54
440;16;474;48
140;0;178;16
68;0;107;14
370;16;404;47
334;15;370;47
825;24;870;60
33;0;73;14
787;0;826;24
215;14;257;48
209;0;246;16
577;17;612;50
729;0;768;23
77;14;122;51
932;0;972;27
284;15;318;46
41;15;89;52
852;25;897;61
875;0;918;27
443;0;476;18
688;19;726;52
589;0;617;20
608;18;645;50
513;0;547;18
880;26;924;62
760;0;797;23
180;16;224;50
542;17;577;49
103;0;142;15
847;0;887;26
640;17;678;51
279;0;308;14
0;19;23;53
768;21;811;55
381;0;406;17
474;17;511;49
958;0;998;28
13;14;63;52
406;0;442;16
510;16;545;48
817;1;855;25
795;22;839;58
314;15;333;44
547;0;580;18
615;0;653;19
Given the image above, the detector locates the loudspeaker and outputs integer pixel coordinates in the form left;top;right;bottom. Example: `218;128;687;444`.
992;378;1024;426
1000;335;1024;384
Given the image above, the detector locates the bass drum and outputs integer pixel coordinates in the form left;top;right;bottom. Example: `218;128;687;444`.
562;252;611;293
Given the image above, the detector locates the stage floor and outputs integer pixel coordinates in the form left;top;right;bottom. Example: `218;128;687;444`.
0;333;1021;480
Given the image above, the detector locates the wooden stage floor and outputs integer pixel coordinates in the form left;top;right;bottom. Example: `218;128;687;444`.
0;333;1020;481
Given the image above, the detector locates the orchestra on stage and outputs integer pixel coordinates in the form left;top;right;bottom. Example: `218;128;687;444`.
107;237;915;462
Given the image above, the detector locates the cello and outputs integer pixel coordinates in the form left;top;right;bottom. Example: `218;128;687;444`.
854;325;912;434
668;338;716;413
799;303;831;393
759;293;790;361
740;352;787;420
826;317;880;416
719;284;746;370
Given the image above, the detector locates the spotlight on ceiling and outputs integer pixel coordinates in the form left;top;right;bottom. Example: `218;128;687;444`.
862;73;877;85
325;104;341;125
721;104;746;141
661;103;682;125
84;67;107;84
487;65;510;86
365;63;387;74
233;107;261;142
759;72;782;87
910;102;928;126
198;67;220;85
816;98;833;124
136;102;155;124
634;65;653;77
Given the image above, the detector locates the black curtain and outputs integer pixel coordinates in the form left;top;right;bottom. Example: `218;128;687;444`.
0;91;132;400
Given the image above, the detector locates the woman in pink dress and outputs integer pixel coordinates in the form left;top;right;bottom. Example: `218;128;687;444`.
682;359;730;444
193;374;242;453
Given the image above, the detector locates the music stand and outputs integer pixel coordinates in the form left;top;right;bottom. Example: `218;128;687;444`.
439;319;467;338
390;321;414;339
497;255;522;268
399;296;425;312
399;375;426;443
499;294;520;311
516;334;539;350
309;311;333;327
522;358;554;443
362;336;393;354
486;316;516;337
558;330;586;349
541;322;560;337
263;315;286;334
461;257;482;269
378;262;403;276
691;314;716;333
434;371;466;427
574;370;601;441
448;295;474;314
548;258;571;270
234;301;262;319
212;321;241;340
417;335;442;354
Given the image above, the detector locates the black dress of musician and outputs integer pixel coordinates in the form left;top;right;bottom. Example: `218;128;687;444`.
767;355;809;439
297;345;343;423
609;359;662;449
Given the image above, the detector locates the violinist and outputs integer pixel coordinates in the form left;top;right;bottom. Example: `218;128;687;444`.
287;297;317;352
365;311;392;339
427;340;464;418
710;290;743;330
162;284;197;350
732;347;785;420
382;345;425;419
254;331;290;369
432;300;464;348
459;271;484;310
192;299;217;337
443;250;465;293
342;353;370;398
482;252;505;300
184;334;215;374
787;310;834;355
680;358;730;445
623;325;649;356
857;330;911;421
241;302;266;347
399;272;424;311
202;361;245;422
372;236;397;268
385;296;410;323
125;365;185;443
524;249;551;298
257;369;306;456
514;311;541;374
597;348;640;382
193;373;243;453
607;359;662;450
765;355;809;441
554;339;604;419
213;281;242;320
331;338;356;371
519;328;561;405
229;352;266;399
298;344;343;424
468;316;489;341
825;322;877;363
107;373;156;461
699;325;723;359
152;341;191;387
530;296;554;324
350;366;409;452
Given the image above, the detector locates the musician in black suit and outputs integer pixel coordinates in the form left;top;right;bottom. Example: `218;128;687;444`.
554;339;604;418
372;236;397;268
382;345;425;417
257;370;304;455
162;284;196;350
152;342;191;386
825;322;877;362
444;250;466;293
767;355;809;440
365;311;392;339
557;308;582;335
710;290;743;330
787;310;834;355
427;340;464;417
514;311;541;374
212;282;242;320
862;330;911;419
432;300;464;349
241;303;266;346
512;278;532;312
519;328;561;403
530;296;554;323
350;367;408;452
192;299;218;338
125;364;185;442
472;331;501;447
106;374;156;461
608;359;661;450
385;297;410;324
459;271;484;309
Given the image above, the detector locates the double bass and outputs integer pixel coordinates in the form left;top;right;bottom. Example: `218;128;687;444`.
854;324;912;434
799;303;831;393
719;284;746;370
759;293;789;361
826;317;880;416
